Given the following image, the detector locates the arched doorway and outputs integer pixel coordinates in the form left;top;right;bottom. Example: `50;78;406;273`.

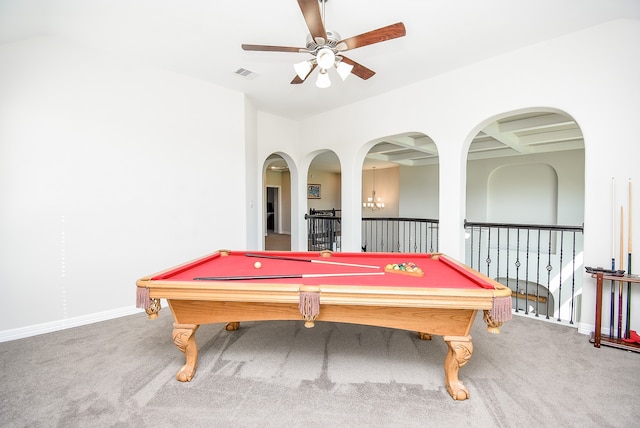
306;151;341;251
264;154;291;251
361;133;439;253
464;109;585;324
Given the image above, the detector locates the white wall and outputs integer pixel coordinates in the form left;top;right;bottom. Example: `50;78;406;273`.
0;37;247;337
244;101;260;249
466;150;585;225
307;169;341;212
275;19;640;334
398;149;584;225
399;165;439;219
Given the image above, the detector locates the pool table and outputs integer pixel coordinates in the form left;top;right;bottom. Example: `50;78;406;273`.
136;250;512;400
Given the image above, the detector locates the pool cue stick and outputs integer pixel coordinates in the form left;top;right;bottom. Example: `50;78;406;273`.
612;177;616;270
610;279;615;339
618;206;624;339
194;272;385;281
245;253;380;269
609;279;616;339
626;178;632;339
611;177;616;338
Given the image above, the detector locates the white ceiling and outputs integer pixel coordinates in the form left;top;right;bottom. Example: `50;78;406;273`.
2;0;638;171
1;0;638;121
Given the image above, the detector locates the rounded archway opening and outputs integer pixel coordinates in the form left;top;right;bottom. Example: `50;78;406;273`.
464;109;585;323
305;151;341;251
361;132;440;253
264;154;292;251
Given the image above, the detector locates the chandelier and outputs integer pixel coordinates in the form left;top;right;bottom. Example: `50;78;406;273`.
363;167;384;210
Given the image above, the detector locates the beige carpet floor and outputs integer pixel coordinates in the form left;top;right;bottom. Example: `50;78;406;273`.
265;233;291;251
1;309;639;427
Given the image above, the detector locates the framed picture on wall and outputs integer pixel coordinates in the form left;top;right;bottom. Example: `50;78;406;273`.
307;184;321;199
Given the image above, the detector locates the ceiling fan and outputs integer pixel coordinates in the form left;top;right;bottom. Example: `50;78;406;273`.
241;0;406;88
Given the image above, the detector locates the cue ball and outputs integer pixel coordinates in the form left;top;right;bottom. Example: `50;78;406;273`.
254;261;262;269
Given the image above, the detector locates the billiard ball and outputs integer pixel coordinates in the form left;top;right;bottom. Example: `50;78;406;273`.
254;261;262;269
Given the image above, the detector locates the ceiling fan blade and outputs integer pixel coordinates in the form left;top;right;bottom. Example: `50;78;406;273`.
336;22;406;51
242;44;307;53
297;0;327;45
291;63;318;84
340;56;375;80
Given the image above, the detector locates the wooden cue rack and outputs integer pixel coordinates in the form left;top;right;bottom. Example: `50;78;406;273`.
590;272;640;352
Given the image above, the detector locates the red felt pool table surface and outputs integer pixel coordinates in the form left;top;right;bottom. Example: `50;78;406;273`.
151;250;497;289
136;250;512;401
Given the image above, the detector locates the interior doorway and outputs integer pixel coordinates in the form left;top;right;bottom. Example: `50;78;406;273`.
264;154;291;251
266;186;279;234
264;185;290;250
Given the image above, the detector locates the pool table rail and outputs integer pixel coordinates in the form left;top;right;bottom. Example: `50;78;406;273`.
137;278;510;311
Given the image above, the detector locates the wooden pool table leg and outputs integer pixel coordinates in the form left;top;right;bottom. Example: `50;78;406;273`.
172;323;199;382
443;335;473;401
225;322;240;331
418;332;433;340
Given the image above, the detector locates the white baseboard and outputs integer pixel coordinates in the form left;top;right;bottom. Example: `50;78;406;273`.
577;322;595;336
511;311;590;334
0;306;142;343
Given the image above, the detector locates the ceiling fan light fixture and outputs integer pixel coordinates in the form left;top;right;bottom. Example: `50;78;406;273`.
335;60;354;81
241;1;406;88
316;69;331;88
294;60;312;80
316;47;335;70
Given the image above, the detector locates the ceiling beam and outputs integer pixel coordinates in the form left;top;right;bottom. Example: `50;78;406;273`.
518;128;583;145
468;139;508;152
481;122;532;154
467;147;526;161
498;113;575;133
384;136;438;155
529;139;585;152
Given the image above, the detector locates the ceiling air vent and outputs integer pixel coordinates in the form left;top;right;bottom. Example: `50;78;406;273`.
233;67;259;80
